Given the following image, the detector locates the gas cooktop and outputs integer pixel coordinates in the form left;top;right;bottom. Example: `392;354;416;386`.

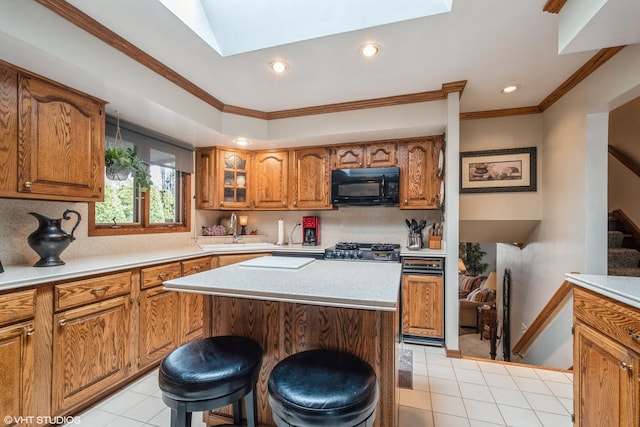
324;242;401;262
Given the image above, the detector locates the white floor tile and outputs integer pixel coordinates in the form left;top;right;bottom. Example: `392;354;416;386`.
459;383;494;403
399;405;435;427
477;361;509;375
104;416;147;427
469;420;506;427
498;405;543;427
431;393;467;417
123;395;166;423
433;412;471;427
489;387;530;409
427;355;453;367
98;390;148;415
413;374;430;392
513;377;553;395
71;409;118;426
482;372;519;390
455;367;488;385
127;373;160;396
533;369;572;384
429;377;462;397
505;365;540;379
543;380;573;399
451;358;480;370
464;399;505;425
522;392;568;415
535;411;573;427
414;361;428;376
399;388;432;411
557;397;573;414
428;364;457;380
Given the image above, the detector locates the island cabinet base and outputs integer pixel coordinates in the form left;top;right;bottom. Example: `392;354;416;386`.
204;296;398;427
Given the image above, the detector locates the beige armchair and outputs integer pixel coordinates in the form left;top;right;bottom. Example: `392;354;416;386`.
459;272;497;330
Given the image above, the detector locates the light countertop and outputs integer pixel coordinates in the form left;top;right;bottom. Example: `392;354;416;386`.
566;273;640;310
164;256;402;311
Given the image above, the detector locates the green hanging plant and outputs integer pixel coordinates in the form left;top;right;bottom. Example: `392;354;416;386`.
105;146;153;192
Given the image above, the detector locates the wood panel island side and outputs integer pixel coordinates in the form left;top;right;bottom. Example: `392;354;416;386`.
163;256;402;427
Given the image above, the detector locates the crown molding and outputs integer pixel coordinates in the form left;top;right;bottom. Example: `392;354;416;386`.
543;0;568;14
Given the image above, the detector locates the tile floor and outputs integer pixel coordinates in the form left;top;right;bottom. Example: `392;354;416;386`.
67;343;573;427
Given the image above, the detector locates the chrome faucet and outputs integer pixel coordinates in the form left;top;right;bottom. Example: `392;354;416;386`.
229;212;242;243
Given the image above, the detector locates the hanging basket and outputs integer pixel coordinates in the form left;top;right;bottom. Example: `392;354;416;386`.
106;164;131;181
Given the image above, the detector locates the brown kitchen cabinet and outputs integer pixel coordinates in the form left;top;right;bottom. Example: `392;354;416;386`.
179;257;214;344
0;60;105;202
0;289;36;427
573;287;640;427
289;147;332;209
138;262;181;368
332;142;397;169
402;274;444;338
217;148;252;210
253;150;289;209
195;147;216;209
398;137;443;209
52;273;132;415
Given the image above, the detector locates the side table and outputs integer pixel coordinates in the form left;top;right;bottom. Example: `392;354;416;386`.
477;304;498;360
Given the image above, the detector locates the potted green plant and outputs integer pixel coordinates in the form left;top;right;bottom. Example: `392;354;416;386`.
104;146;153;191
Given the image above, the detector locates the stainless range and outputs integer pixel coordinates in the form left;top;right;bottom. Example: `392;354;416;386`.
324;242;401;262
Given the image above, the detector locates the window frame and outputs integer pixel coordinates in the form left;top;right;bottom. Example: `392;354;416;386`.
89;173;191;236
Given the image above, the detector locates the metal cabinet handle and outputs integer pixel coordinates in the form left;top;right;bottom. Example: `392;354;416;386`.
58;319;67;327
293;201;297;207
25;327;35;336
621;361;634;371
24;181;32;188
192;266;201;272
157;273;168;280
626;328;640;341
282;201;286;206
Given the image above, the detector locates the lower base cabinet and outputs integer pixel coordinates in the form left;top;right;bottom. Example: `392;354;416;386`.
401;274;443;338
0;321;35;427
52;295;131;415
138;286;179;369
573;287;640;427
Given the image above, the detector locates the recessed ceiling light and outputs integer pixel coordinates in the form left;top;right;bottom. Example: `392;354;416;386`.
235;137;250;146
360;43;380;57
501;85;520;94
270;61;288;73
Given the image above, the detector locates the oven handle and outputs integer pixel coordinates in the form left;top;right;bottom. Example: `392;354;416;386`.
402;269;443;276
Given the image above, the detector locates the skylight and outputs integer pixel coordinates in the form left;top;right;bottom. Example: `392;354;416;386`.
158;0;452;57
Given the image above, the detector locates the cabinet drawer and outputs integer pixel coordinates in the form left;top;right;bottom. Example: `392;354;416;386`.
574;287;640;352
141;262;181;289
0;288;36;326
55;272;132;311
182;257;212;276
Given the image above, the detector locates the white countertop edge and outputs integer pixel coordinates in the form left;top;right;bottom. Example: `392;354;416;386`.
163;284;397;312
566;273;640;310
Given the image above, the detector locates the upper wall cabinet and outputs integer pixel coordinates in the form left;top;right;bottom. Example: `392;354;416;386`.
289;147;332;210
0;61;105;202
253;150;289;209
398;137;443;210
195;147;216;209
217;148;252;210
331;142;397;169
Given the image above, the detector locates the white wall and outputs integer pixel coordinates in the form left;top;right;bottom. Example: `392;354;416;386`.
501;44;640;368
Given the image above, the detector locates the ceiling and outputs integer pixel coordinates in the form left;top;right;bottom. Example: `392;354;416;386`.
0;0;636;149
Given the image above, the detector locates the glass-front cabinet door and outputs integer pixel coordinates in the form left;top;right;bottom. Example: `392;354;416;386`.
218;149;252;209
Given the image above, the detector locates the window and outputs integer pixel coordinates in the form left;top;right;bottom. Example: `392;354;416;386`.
89;116;194;236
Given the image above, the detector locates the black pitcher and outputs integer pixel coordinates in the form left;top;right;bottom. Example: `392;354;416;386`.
27;209;81;267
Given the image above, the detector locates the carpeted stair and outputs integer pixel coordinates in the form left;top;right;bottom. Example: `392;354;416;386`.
608;214;640;277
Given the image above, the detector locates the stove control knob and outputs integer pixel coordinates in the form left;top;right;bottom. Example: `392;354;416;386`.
356;251;364;259
339;251;346;258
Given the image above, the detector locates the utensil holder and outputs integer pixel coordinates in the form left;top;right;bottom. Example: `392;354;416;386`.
407;232;423;250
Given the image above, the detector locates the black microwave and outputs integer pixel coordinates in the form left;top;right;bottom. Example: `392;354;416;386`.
331;167;400;206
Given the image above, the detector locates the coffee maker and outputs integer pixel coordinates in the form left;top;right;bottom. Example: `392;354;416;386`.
302;216;320;246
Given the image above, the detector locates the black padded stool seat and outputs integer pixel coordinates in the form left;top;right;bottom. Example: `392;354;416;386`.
159;336;262;427
268;349;378;427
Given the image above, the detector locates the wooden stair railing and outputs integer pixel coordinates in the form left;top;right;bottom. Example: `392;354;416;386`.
511;280;573;358
609;145;640;179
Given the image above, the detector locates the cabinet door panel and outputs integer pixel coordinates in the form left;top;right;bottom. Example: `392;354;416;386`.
253;150;288;209
574;322;639;427
402;275;443;338
399;138;442;209
333;145;364;169
139;287;178;368
52;296;130;414
290;147;330;209
0;321;35;427
18;76;104;200
195;148;216;209
366;142;397;168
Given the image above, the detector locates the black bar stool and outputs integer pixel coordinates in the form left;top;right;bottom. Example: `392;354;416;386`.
158;336;263;427
268;349;378;427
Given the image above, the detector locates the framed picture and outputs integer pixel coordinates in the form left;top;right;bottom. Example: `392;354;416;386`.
460;147;537;193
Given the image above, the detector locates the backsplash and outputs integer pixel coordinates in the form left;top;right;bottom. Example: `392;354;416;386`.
0;198;443;266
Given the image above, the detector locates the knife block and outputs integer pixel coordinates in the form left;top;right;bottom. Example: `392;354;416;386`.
428;234;442;249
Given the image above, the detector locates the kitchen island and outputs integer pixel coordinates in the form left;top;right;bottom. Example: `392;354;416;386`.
164;256;402;427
